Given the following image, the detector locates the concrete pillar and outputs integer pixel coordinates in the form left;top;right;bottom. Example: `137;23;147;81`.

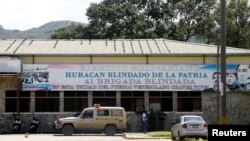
116;91;121;106
59;91;64;112
0;89;5;113
88;91;93;107
30;91;35;112
144;91;149;112
173;91;177;111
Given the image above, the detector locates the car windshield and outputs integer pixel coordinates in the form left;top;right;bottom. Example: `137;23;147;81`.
184;116;202;122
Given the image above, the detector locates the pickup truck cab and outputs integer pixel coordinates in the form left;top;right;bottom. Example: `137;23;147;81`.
53;104;127;136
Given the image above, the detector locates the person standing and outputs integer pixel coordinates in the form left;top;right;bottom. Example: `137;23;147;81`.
141;111;148;133
148;109;156;131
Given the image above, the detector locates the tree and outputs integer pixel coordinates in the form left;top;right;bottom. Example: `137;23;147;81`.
51;24;86;39
50;0;250;49
212;0;250;49
85;0;155;39
173;0;216;42
226;0;250;49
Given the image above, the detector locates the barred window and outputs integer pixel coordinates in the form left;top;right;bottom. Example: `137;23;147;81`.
64;91;88;112
5;90;30;112
149;91;173;111
177;91;201;112
121;91;144;112
93;91;116;106
35;91;59;112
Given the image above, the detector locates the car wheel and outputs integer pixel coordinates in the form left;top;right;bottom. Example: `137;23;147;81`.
104;125;116;136
177;132;184;141
62;125;74;136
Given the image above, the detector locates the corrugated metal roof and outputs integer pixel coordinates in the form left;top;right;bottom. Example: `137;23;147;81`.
0;39;249;56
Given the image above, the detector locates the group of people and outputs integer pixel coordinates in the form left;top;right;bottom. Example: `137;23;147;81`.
139;109;165;133
12;113;40;134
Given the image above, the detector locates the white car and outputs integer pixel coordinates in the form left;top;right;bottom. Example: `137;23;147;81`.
171;115;208;140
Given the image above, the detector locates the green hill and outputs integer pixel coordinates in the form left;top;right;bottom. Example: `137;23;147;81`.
0;21;83;39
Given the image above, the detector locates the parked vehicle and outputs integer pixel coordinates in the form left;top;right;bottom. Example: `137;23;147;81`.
29;113;40;133
12;114;22;134
53;104;127;136
171;115;208;140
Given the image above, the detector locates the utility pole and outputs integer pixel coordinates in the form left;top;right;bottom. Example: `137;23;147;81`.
220;0;227;125
216;37;220;124
16;73;21;116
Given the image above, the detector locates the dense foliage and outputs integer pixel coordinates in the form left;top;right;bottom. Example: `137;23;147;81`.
51;0;250;49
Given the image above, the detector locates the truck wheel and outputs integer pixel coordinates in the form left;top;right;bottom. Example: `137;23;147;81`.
62;125;74;136
104;125;116;136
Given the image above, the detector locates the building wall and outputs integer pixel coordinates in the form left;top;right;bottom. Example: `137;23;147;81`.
0;76;19;113
19;56;33;64
202;92;250;125
18;55;250;64
1;75;250;133
149;56;205;64
92;56;147;64
227;56;250;64
19;56;91;64
1;91;250;133
1;55;250;133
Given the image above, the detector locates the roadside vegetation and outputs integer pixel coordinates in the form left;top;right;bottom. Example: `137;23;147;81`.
146;131;171;138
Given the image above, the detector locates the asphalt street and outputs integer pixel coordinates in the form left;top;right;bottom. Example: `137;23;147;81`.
0;134;171;141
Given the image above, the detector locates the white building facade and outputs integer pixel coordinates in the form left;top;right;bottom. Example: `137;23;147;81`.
0;39;250;133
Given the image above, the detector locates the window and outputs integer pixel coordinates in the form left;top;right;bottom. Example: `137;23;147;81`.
83;110;93;119
111;109;123;116
97;109;109;116
5;90;30;112
35;91;59;112
149;91;172;111
177;91;201;112
64;91;88;112
121;91;144;112
93;91;116;106
184;116;202;122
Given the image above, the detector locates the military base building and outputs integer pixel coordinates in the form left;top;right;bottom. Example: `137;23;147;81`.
0;39;250;133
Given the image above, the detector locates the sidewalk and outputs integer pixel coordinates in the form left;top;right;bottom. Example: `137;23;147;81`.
122;132;167;139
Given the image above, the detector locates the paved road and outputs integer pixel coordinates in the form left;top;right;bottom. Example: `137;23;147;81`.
0;134;171;141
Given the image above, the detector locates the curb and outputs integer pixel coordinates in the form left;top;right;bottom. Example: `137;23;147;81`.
122;133;167;139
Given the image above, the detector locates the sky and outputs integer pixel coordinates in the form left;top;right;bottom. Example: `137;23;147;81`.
0;0;102;31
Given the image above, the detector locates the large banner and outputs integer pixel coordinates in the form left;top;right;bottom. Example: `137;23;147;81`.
22;64;250;92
